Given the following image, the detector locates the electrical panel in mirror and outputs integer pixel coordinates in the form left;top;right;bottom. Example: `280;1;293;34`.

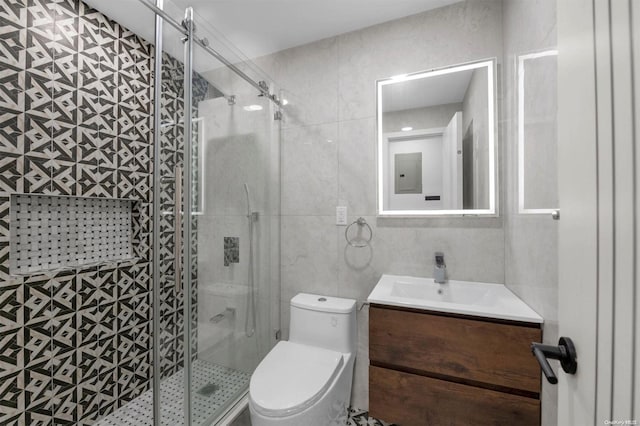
377;59;497;216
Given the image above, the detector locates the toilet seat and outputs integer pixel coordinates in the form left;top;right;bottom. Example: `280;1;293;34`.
249;341;344;417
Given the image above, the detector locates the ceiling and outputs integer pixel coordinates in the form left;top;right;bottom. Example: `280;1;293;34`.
84;0;461;60
382;69;474;113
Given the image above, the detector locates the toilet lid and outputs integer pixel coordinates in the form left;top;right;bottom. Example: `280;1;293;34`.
250;341;344;417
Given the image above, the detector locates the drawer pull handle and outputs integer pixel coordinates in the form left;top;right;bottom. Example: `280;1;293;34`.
531;337;577;384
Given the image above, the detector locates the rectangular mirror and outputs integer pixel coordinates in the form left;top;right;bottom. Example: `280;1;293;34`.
377;59;497;216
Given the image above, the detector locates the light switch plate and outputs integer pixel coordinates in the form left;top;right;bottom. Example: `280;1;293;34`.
336;206;347;225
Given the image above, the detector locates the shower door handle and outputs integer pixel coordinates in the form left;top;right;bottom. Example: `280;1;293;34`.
174;165;182;293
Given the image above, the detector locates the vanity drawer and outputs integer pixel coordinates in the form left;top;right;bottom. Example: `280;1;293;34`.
369;305;542;394
369;366;540;426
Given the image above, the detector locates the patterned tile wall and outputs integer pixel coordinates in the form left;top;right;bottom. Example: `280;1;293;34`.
157;51;212;379
158;52;186;381
0;0;214;424
0;0;154;423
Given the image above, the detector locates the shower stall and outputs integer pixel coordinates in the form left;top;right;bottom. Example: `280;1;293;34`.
93;0;282;424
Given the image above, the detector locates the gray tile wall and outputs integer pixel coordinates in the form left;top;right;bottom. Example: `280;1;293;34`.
252;0;506;410
502;1;558;425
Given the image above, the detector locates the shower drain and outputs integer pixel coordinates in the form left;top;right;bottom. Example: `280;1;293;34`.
196;382;220;397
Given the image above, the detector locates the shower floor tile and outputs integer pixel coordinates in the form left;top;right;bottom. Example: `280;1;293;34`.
95;359;251;426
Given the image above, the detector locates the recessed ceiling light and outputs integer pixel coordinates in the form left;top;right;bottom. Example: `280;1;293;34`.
243;104;263;111
401;126;413;132
281;99;289;105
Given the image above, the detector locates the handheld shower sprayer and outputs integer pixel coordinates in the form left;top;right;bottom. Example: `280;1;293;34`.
244;183;257;337
244;183;258;223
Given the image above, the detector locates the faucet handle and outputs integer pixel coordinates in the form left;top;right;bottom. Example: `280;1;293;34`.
435;252;445;267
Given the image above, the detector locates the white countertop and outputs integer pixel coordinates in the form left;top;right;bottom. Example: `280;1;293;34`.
367;274;543;324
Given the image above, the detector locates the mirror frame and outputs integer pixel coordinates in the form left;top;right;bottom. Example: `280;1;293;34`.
517;49;558;215
376;59;498;217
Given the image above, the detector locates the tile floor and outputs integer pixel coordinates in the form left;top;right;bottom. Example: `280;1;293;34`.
229;406;395;426
95;359;250;426
95;359;394;426
346;408;396;426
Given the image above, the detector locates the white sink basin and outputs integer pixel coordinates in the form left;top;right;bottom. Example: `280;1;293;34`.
368;274;543;323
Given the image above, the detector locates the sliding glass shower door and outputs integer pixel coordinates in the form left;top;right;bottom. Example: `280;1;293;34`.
151;2;280;424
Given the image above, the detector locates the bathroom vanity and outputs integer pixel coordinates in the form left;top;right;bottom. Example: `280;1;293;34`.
368;275;543;425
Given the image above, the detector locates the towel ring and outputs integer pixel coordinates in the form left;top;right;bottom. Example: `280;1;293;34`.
345;217;373;248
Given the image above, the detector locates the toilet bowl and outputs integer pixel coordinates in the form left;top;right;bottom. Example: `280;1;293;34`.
249;293;357;426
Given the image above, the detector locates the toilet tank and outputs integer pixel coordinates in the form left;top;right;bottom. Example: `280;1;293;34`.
289;293;357;354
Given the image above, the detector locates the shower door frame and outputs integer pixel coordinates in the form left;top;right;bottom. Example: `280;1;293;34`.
151;0;164;424
151;5;197;424
181;7;195;425
150;2;198;423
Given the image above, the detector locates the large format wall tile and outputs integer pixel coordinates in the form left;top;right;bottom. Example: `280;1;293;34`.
338;118;376;216
259;0;506;412
502;2;558;423
271;37;338;129
337;216;505;304
337;0;503;122
281;215;339;299
281;123;338;215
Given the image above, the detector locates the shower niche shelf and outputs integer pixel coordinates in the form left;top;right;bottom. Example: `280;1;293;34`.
9;193;138;275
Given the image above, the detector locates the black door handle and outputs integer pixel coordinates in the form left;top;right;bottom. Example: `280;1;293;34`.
531;337;577;384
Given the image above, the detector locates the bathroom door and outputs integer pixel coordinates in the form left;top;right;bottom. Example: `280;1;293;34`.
557;0;640;423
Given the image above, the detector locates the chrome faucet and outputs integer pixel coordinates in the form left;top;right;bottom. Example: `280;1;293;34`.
434;252;447;284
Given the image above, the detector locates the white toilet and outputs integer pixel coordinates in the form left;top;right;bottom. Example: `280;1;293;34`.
249;293;357;426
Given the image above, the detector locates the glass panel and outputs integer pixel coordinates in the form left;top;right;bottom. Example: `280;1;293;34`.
185;16;279;426
147;1;281;424
155;5;189;425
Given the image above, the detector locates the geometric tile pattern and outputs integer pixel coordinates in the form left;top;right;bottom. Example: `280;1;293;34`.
226;407;395;426
157;49;209;380
0;0;215;423
347;407;397;426
10;193;133;274
0;0;155;424
223;236;239;266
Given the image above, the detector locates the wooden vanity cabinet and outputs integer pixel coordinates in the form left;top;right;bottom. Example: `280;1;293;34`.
369;304;543;426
